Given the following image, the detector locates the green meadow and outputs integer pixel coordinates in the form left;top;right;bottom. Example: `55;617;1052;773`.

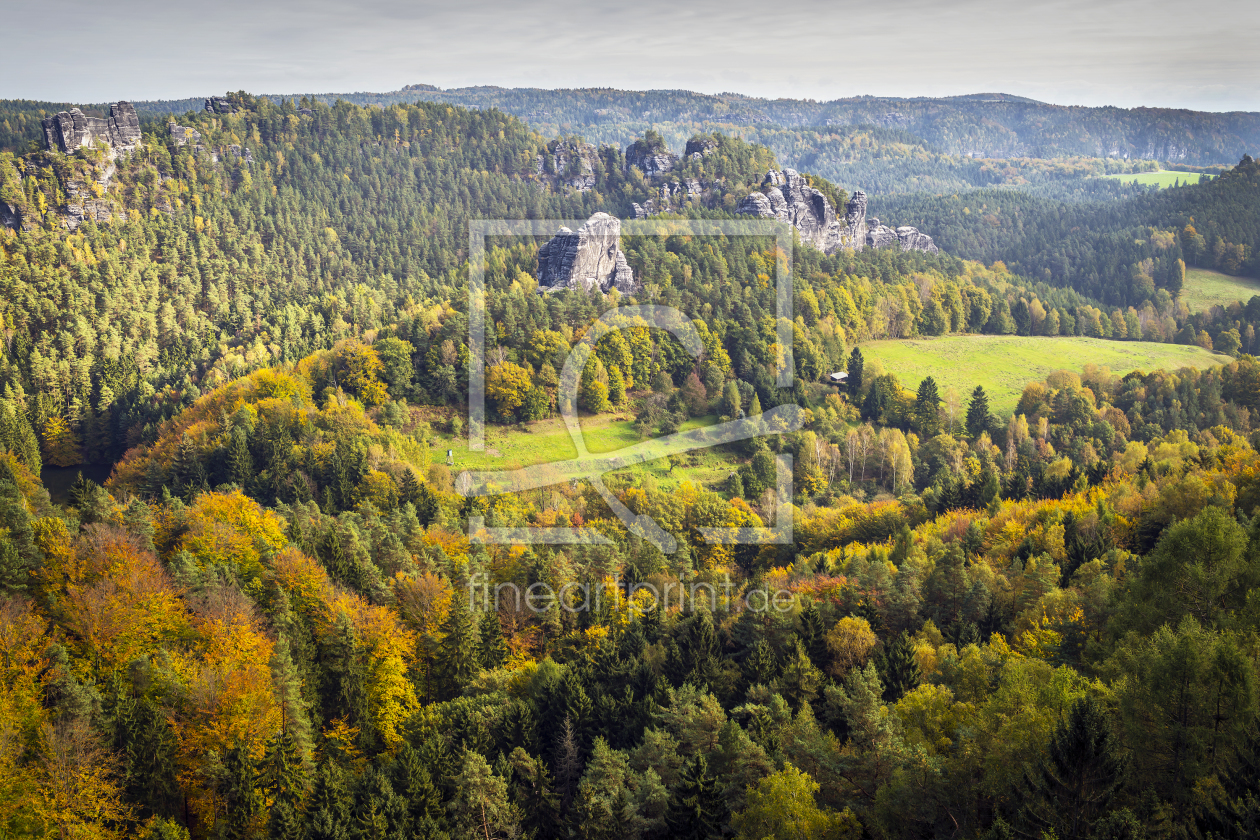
1102;170;1210;188
861;335;1232;414
1180;267;1260;311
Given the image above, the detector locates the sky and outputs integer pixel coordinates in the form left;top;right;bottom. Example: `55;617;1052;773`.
7;0;1259;112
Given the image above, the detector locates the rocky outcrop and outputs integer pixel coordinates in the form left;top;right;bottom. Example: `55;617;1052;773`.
204;97;241;114
41;102;141;155
736;168;842;253
685;136;716;159
840;191;868;250
738;178;938;255
0;202;19;231
537;212;636;294
893;226;938;253
625;141;678;176
536;139;598;191
865;218;899;249
169;123;201;146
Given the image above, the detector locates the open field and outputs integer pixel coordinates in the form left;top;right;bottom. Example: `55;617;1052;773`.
1101;170;1210;188
432;412;737;492
861;335;1232;414
1180;267;1260;311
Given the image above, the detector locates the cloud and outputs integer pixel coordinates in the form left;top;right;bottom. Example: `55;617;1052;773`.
5;0;1258;110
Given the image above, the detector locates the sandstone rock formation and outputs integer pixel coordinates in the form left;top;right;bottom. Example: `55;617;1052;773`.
536;139;598;191
537;212;636;294
169;123;202;146
685;136;716;159
840;190;868;250
738;177;938;255
735;168;842;253
625;141;678;176
204;97;240;114
0;202;19;231
41;102;141;155
892;225;938;253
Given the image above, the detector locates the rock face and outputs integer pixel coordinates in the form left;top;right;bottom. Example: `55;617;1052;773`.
169;123;202;146
735;168;842;253
41;103;141;154
537;212;636;294
893;226;938;253
536;139;599;191
625;142;678;176
738;177;937;255
840;191;868;250
204;97;240;114
0;202;19;231
684;136;716;159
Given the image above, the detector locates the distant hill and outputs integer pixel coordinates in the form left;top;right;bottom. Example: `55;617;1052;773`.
5;87;1254;194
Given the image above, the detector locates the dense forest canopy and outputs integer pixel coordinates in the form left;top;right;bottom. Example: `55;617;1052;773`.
0;89;1259;840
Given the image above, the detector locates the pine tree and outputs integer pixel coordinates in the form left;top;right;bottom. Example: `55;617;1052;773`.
1010;696;1127;840
390;744;446;831
415;481;439;527
914;376;941;437
220;745;261;840
436;592;481;698
479;609;509;670
228;428;254;489
261;726;307;811
743;638;778;688
666;754;724;840
965;385;991;438
846;347;864;396
879;630;922;702
267;800;303;840
306;763;352;840
798;601;827;666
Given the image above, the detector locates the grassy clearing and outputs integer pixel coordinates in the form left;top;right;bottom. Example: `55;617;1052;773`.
1101;170;1210;188
431;411;736;491
861;335;1231;414
1180;267;1260;311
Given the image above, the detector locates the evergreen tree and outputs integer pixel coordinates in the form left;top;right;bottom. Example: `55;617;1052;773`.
220;745;261;840
267;800;303;840
479;609;509;670
666;754;724;840
965;385;991;438
1007;696;1127;840
260;726;308;811
228;428;254;489
306;762;352;840
743;638;778;688
914;376;941;437
846;347;864;396
879;631;922;702
798;601;827;666
436;592;481;698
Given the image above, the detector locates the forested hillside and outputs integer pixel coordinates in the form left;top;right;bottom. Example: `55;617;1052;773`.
4;91;1260;840
874;154;1260;301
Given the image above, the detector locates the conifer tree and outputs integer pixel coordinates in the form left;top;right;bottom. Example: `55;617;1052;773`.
666;754;724;840
879;630;922;702
1009;696;1127;840
743;638;778;688
965;385;991;438
846;347;864;396
798;601;827;666
220;745;261;840
436;592;481;698
479;609;509;670
261;726;308;811
913;376;941;437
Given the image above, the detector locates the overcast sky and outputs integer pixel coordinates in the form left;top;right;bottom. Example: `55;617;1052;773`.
7;0;1259;111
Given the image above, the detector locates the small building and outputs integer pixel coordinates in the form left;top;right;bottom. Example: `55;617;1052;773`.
828;371;849;385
